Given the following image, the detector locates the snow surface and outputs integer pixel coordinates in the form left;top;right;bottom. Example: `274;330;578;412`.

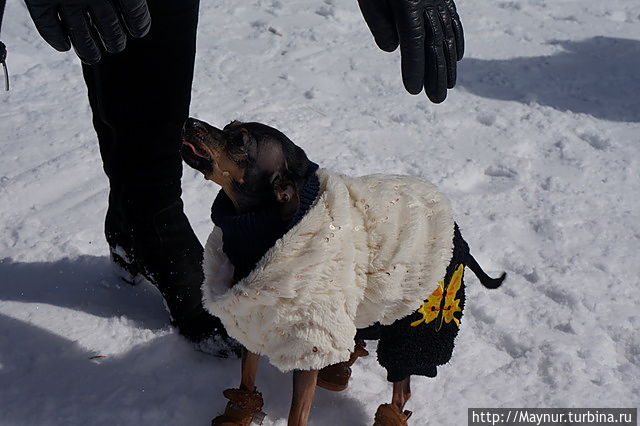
1;0;639;424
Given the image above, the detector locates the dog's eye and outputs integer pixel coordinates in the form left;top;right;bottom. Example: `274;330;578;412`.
227;135;248;163
228;128;252;148
230;133;246;147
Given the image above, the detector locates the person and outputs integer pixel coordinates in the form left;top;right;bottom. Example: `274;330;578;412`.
20;0;464;347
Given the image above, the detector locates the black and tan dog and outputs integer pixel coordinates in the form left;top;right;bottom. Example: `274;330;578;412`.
181;117;505;426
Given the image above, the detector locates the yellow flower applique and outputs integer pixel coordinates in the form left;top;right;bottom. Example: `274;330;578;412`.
411;264;464;330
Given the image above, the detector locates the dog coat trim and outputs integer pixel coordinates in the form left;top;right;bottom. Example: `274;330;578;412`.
202;169;455;372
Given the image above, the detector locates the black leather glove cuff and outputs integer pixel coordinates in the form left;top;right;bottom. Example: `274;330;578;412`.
25;0;151;64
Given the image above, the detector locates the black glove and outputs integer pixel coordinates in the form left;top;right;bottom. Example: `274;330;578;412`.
357;0;464;103
25;0;151;65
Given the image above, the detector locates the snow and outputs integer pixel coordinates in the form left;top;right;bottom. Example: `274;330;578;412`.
1;0;639;424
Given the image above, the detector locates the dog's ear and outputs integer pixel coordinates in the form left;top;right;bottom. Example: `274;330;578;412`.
270;134;308;205
272;135;309;220
272;172;300;220
272;172;298;203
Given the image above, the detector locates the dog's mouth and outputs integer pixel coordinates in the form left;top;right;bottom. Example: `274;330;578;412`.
182;140;210;159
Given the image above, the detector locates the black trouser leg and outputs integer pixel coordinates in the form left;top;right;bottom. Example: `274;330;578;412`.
82;0;199;224
80;0;233;346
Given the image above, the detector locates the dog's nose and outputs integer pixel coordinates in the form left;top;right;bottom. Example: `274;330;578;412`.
183;117;204;132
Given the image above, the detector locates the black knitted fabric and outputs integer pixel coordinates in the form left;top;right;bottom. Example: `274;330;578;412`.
357;223;469;382
211;162;320;281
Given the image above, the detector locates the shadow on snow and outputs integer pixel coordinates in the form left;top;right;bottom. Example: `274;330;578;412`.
0;256;370;425
459;36;640;122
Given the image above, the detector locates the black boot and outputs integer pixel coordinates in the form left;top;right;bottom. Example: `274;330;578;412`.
106;187;140;284
106;198;240;356
136;201;225;342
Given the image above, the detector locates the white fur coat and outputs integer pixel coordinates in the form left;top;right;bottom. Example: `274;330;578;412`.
202;169;454;372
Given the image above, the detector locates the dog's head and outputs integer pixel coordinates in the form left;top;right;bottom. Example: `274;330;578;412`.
181;117;311;217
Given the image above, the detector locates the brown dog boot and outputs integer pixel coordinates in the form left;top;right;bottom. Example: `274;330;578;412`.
373;404;413;426
211;388;265;426
317;340;369;391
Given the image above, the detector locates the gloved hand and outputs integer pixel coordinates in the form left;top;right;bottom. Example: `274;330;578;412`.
24;0;151;65
357;0;464;103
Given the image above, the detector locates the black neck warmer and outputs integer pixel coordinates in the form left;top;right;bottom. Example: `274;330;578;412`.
211;162;320;281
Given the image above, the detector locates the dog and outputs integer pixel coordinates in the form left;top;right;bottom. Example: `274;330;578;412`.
181;117;506;426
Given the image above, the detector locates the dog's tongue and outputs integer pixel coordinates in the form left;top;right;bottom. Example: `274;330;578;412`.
183;140;208;158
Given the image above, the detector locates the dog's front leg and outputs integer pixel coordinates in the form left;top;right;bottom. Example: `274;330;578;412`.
212;349;264;426
288;369;319;426
240;349;260;391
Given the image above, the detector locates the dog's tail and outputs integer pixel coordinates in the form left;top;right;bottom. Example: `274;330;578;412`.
465;253;506;289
